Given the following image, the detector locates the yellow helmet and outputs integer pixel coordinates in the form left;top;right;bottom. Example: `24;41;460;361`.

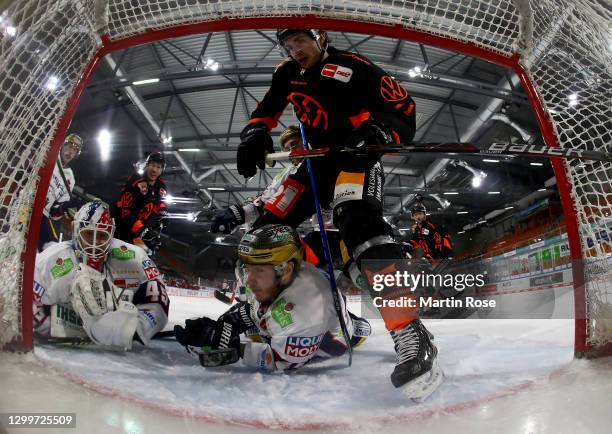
279;125;301;147
238;224;304;269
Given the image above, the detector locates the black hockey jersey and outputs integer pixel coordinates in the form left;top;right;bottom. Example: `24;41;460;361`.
248;47;416;148
114;174;167;243
410;219;454;261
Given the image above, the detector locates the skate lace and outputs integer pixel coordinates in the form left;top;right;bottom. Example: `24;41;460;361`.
392;326;420;365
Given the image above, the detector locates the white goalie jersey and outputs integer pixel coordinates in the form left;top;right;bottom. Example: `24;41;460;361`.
241;262;354;371
33;239;169;349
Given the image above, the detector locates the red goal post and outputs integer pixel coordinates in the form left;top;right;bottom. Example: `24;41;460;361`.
0;1;610;357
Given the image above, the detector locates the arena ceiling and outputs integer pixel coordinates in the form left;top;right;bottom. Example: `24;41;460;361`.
67;28;556;252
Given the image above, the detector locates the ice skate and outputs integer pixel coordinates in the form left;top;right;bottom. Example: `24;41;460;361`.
390;319;444;401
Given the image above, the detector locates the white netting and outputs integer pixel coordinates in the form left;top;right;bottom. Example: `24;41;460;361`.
520;0;612;349
0;0;609;352
0;0;101;345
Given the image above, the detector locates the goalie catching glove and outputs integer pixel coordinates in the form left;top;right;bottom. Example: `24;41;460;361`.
69;263;109;319
69;263;138;350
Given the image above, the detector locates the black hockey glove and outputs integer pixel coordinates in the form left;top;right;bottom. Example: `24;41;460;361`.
49;197;85;219
146;209;168;233
211;205;245;234
157;208;169;231
344;119;396;151
218;302;256;334
139;227;162;251
237;123;274;178
174;317;240;352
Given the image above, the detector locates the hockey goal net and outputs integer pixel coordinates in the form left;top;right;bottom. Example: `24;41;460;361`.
0;0;610;356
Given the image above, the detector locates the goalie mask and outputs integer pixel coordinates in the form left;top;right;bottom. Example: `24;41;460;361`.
73;201;115;264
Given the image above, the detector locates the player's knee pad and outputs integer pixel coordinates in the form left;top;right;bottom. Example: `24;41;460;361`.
333;201;401;264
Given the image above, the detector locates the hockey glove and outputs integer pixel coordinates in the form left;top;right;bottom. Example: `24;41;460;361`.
174;317;240;356
218;302;256;334
145;209;168;233
344;119;396;151
70;264;109;323
211;205;245;234
156;208;169;230
49;197;85;220
139;227;162;252
237;123;274;178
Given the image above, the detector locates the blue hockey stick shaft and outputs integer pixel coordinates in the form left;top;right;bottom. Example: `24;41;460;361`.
299;123;353;366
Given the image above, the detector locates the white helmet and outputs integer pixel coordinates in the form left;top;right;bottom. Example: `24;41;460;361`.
73;200;115;260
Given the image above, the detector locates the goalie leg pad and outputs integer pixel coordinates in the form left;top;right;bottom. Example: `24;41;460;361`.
135;302;168;345
88;303;138;350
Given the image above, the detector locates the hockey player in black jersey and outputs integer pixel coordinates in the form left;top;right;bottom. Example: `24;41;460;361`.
114;151;169;253
235;29;442;399
410;202;454;261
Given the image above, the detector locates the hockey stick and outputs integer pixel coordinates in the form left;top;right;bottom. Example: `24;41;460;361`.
35;329;176;347
299;123;353;367
213;287;238;305
265;141;612;164
213;289;233;304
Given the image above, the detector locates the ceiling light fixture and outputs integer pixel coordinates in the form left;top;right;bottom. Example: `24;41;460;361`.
132;78;160;86
97;129;111;162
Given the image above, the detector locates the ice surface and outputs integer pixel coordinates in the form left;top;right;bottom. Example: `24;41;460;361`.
1;295;611;434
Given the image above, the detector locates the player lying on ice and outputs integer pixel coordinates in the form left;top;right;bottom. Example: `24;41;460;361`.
33;200;169;350
174;224;371;371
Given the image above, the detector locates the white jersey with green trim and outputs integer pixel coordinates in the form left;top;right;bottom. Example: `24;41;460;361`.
33;239;168;346
242;165;298;225
241;262;353;371
43;163;75;218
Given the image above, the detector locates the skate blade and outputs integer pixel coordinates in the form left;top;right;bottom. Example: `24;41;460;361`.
401;359;444;402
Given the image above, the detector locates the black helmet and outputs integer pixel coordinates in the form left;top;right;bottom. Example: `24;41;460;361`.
411;202;427;214
276;29;318;46
146;151;166;171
